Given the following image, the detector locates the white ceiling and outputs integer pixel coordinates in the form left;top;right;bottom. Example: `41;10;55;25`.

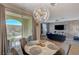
5;3;79;22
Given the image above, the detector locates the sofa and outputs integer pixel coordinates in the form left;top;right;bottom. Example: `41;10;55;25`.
74;36;79;40
46;33;66;42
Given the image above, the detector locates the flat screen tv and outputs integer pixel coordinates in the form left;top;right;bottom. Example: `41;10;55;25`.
55;25;64;30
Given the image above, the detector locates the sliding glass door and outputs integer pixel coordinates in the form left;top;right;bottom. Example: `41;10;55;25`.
5;10;33;54
6;19;22;47
5;11;23;54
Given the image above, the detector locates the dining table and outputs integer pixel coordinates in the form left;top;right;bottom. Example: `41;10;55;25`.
24;40;60;55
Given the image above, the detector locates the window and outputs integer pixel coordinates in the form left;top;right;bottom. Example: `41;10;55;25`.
6;19;22;50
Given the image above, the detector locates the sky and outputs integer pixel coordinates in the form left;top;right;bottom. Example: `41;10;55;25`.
6;19;22;25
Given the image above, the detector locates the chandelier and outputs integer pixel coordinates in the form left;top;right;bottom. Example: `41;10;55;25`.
32;8;49;43
33;8;49;23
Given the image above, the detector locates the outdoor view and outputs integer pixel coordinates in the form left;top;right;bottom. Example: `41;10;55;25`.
6;19;22;49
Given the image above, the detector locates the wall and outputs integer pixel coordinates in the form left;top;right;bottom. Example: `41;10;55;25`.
49;22;67;35
48;20;79;41
67;20;79;36
22;18;32;39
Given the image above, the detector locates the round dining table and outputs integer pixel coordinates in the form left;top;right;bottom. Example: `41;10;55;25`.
24;40;60;55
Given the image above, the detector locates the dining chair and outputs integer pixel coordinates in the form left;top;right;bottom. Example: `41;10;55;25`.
20;38;29;55
11;48;19;55
54;48;65;55
67;44;71;55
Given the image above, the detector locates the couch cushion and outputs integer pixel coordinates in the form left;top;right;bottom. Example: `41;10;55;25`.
46;33;66;42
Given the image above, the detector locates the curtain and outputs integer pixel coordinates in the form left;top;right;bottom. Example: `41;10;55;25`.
0;4;7;55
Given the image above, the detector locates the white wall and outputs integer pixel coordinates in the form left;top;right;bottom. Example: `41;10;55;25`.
67;20;79;36
22;18;32;39
48;20;79;40
49;22;67;35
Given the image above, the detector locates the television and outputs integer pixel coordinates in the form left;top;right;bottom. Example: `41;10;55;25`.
55;25;64;30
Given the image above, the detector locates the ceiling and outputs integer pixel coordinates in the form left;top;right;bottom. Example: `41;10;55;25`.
4;3;79;22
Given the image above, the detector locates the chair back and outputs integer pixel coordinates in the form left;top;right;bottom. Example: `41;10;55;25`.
67;44;71;55
20;38;27;48
20;38;29;55
11;48;19;55
54;48;65;55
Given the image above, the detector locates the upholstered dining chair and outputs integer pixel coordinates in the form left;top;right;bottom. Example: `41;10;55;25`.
54;48;65;55
20;38;29;55
67;44;71;55
11;48;19;55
